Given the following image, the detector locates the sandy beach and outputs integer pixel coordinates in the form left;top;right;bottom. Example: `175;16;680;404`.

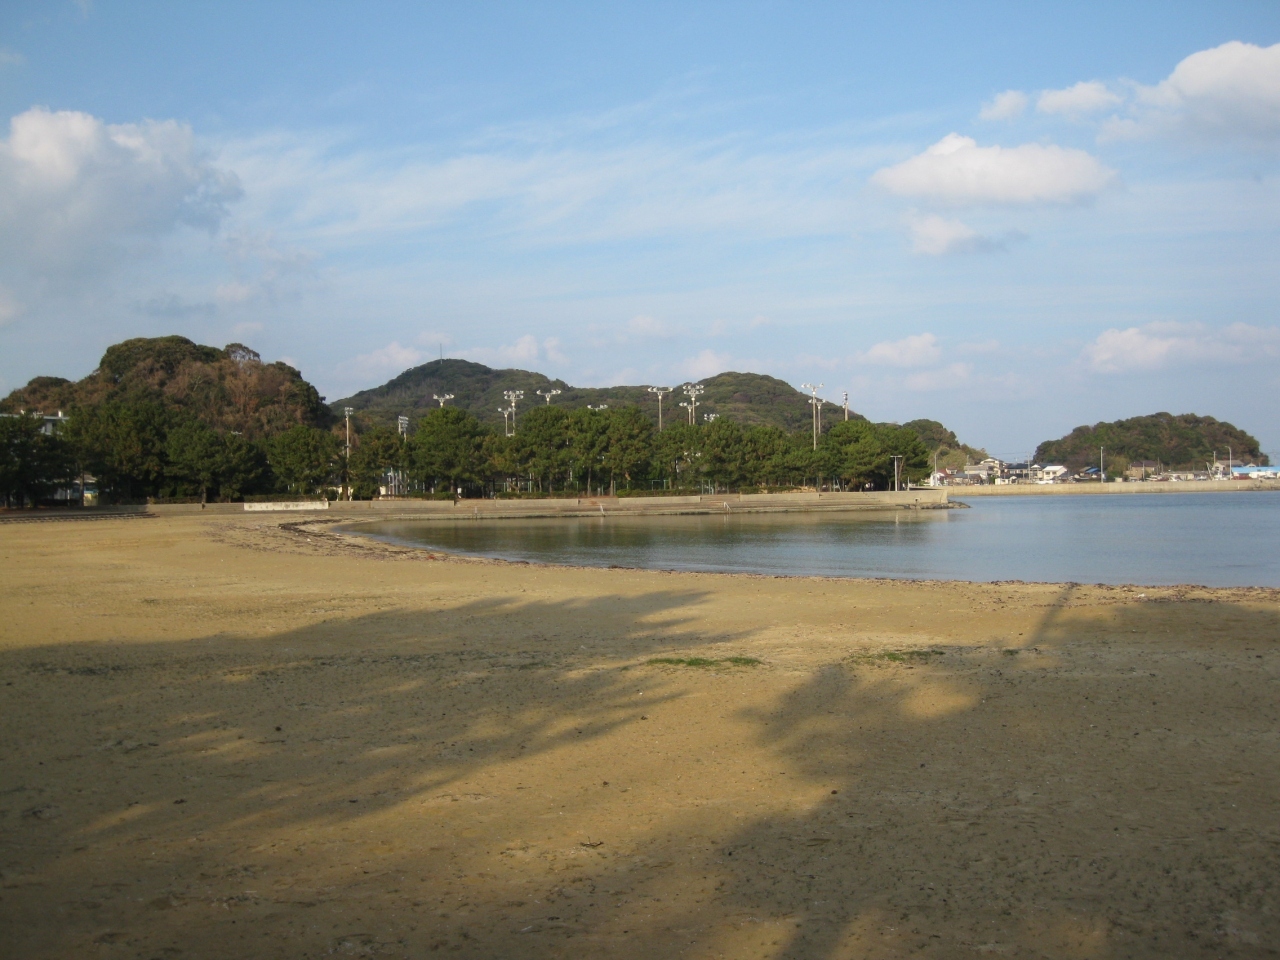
2;512;1278;959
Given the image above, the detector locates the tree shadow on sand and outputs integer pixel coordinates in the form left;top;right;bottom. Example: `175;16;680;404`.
2;585;1279;958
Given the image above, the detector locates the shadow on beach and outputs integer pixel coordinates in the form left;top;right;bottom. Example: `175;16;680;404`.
2;583;1278;958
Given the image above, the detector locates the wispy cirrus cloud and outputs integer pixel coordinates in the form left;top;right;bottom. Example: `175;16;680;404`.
858;333;942;368
1082;321;1280;373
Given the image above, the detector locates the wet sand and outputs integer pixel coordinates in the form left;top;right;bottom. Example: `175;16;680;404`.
1;513;1277;959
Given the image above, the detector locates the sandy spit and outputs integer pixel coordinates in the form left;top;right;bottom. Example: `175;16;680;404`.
1;513;1277;959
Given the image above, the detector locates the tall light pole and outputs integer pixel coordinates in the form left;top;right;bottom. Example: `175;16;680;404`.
842;391;849;421
537;389;561;405
587;403;608;412
801;383;823;449
343;407;354;501
891;454;904;492
704;412;719;423
432;393;454;407
499;406;513;437
679;401;692;423
503;390;524;433
397;415;409;437
681;383;704;425
1100;446;1105;483
648;385;673;431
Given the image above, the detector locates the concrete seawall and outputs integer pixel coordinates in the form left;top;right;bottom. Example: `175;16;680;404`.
949;479;1280;497
2;489;951;521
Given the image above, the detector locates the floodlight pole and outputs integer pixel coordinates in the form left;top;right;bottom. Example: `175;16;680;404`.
432;393;454;407
681;383;704;425
843;390;849;421
503;390;524;433
537;389;561;405
704;413;719;423
587;404;608;412
343;407;353;500
891;454;903;492
801;383;823;449
648;385;673;431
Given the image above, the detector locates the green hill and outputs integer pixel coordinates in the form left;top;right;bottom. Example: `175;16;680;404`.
333;360;853;433
1034;413;1266;472
1;336;331;437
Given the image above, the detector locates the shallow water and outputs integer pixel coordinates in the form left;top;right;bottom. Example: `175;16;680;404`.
345;491;1280;587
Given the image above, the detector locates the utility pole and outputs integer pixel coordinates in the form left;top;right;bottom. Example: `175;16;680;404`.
536;389;561;405
801;383;823;449
891;454;903;492
343;406;353;501
648;386;673;431
1100;446;1105;483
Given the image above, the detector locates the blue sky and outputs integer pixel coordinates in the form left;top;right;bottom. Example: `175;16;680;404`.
2;2;1279;458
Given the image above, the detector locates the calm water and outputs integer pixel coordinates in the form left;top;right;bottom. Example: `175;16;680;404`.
345;492;1280;587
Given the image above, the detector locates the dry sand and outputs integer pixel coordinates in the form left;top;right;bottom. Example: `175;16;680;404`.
1;513;1278;959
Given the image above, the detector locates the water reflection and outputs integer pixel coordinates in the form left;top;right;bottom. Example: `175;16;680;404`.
345;492;1280;587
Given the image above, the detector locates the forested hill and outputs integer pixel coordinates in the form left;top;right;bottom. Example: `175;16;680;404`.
1034;413;1267;471
334;360;845;433
1;336;331;437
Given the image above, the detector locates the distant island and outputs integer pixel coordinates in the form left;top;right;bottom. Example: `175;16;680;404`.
0;335;1266;504
1035;413;1267;474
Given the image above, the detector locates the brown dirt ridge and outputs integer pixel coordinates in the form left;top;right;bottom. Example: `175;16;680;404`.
1;513;1277;959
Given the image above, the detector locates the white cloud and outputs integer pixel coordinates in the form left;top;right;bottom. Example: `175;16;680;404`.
680;349;731;380
904;362;972;392
1082;321;1280;373
543;337;567;364
871;134;1115;206
0;107;241;278
1109;41;1280;143
858;333;942;368
979;90;1028;121
336;341;425;380
908;214;1002;255
0;285;21;327
1036;81;1122;116
0;48;25;68
462;334;547;368
625;314;673;339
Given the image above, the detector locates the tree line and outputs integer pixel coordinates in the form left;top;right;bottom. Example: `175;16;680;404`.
1;400;930;506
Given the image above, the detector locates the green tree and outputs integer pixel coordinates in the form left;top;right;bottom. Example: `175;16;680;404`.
349;426;407;498
166;419;224;503
602;407;653;490
653;423;701;490
699;419;748;492
568;407;611;493
513;406;571;492
218;434;269;500
825;420;929;490
269;425;339;495
409;408;487;495
0;413;74;507
66;398;171;501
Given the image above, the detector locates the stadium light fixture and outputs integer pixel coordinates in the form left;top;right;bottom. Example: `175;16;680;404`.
681;383;705;425
647;385;673;431
537;389;561;404
801;383;823;449
503;390;524;432
432;393;454;407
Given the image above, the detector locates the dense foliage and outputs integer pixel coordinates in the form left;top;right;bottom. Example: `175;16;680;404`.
1034;413;1266;472
0;334;992;505
1;337;335;504
334;359;826;432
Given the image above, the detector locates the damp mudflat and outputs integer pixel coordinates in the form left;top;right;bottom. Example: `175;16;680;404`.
344;490;1280;588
